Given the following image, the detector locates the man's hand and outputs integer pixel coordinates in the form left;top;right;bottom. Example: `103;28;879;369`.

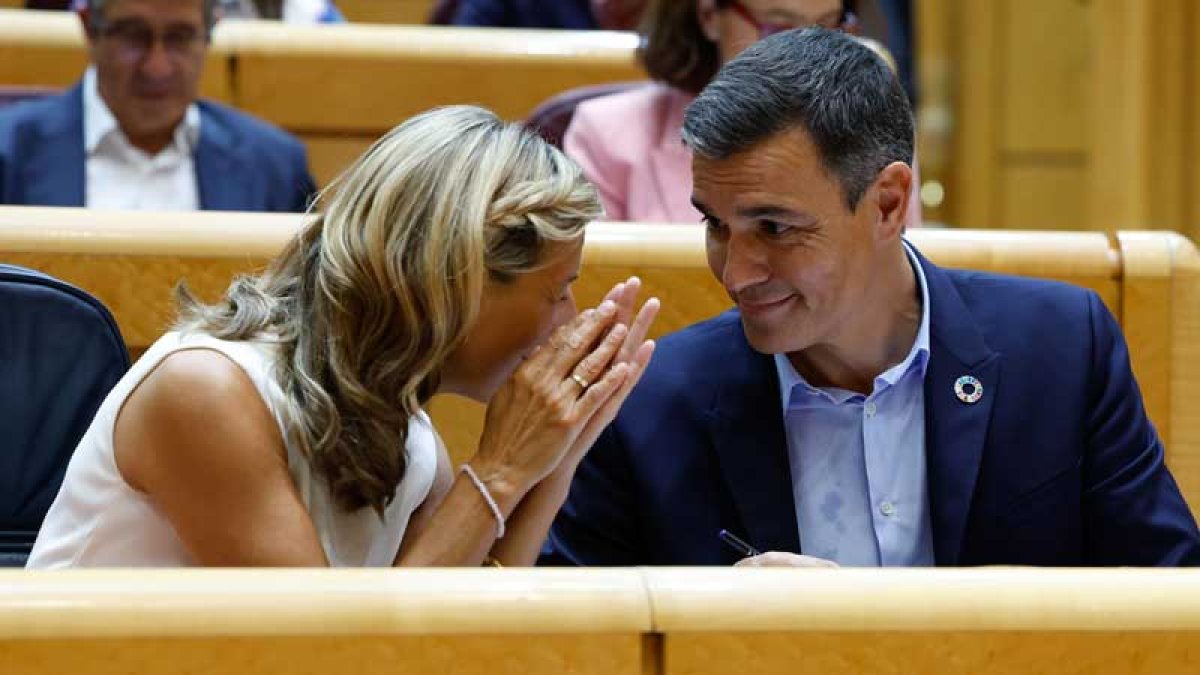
734;551;839;568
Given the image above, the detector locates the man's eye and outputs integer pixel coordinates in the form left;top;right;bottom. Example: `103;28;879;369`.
761;220;790;236
702;215;724;232
164;29;199;47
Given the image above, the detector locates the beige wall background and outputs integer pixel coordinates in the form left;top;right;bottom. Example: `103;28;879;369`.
917;0;1199;243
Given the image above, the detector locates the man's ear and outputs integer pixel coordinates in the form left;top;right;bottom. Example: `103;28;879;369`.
871;161;912;239
696;0;722;43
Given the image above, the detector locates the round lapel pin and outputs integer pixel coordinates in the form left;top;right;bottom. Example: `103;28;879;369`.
954;375;983;404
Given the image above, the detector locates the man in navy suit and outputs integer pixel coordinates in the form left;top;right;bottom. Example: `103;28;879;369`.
545;28;1200;567
0;0;315;212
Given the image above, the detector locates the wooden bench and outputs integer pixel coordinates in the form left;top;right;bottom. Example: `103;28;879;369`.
0;206;1196;511
0;9;645;185
337;0;435;24
0;568;651;675
1;568;1199;674
645;567;1200;674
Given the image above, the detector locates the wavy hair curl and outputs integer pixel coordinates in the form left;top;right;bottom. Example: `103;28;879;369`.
178;106;600;514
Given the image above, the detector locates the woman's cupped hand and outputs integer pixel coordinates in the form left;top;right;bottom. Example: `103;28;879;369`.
471;277;659;499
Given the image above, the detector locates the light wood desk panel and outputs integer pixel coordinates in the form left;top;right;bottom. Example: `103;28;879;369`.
3;569;1200;675
0;568;650;675
338;0;435;24
220;21;644;129
2;208;1196;510
649;568;1200;675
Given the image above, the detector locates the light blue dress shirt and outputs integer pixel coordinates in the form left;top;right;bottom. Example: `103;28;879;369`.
773;244;935;567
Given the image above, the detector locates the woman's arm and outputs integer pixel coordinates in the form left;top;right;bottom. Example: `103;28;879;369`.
115;348;330;566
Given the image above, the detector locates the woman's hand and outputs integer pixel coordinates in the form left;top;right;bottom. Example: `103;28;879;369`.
469;295;636;509
558;277;658;473
482;278;659;566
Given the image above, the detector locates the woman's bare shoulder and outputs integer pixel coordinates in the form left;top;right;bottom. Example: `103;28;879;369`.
115;346;286;491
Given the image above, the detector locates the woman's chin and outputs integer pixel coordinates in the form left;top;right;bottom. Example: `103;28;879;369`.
439;359;521;404
473;370;516;404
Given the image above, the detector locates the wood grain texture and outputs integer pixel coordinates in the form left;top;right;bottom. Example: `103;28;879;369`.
662;632;1200;675
953;0;999;229
1169;234;1200;517
652;569;1200;673
1089;0;1191;233
338;0;435;24
1116;232;1200;514
0;635;645;675
1116;232;1175;457
224;22;644;128
1000;0;1089;154
4;569;1200;675
303;133;377;188
0;569;650;637
645;568;1200;632
1000;164;1086;231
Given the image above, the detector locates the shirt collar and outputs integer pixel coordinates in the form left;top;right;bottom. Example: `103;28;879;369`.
773;240;932;413
83;66;201;157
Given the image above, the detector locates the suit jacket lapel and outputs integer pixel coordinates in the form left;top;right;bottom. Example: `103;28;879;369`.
706;319;801;555
25;85;85;207
915;246;1001;565
193;106;250;211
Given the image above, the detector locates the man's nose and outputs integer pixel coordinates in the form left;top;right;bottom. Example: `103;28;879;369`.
721;235;770;294
139;40;175;79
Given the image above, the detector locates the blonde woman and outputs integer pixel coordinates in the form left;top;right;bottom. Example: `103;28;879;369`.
28;106;659;568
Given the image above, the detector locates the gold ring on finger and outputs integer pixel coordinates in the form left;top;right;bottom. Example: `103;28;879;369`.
570;373;590;390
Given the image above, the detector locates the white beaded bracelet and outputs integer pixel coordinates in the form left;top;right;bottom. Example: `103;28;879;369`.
460;463;506;539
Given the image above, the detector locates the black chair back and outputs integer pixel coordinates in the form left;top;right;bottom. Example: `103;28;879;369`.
0;265;129;566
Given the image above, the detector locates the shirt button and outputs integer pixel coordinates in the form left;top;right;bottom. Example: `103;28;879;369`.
865;402;877;418
880;501;896;517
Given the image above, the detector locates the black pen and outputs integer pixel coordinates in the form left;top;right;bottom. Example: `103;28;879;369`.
718;529;761;557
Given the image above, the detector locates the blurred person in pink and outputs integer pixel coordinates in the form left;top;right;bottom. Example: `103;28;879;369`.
564;0;922;227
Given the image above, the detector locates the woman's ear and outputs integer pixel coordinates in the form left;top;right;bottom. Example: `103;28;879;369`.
696;0;723;43
871;161;913;239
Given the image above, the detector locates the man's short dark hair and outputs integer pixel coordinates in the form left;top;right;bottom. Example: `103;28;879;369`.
87;0;219;36
682;27;914;211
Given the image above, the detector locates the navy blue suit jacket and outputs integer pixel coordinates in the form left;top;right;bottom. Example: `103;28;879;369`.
451;0;597;29
545;246;1200;566
0;83;315;212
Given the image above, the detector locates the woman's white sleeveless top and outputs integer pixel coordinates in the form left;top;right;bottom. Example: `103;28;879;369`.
27;331;437;568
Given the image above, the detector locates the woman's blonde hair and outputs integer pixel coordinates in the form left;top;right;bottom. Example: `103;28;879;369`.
177;105;601;514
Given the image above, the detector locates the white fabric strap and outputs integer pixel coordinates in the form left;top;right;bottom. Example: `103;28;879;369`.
460;464;506;539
